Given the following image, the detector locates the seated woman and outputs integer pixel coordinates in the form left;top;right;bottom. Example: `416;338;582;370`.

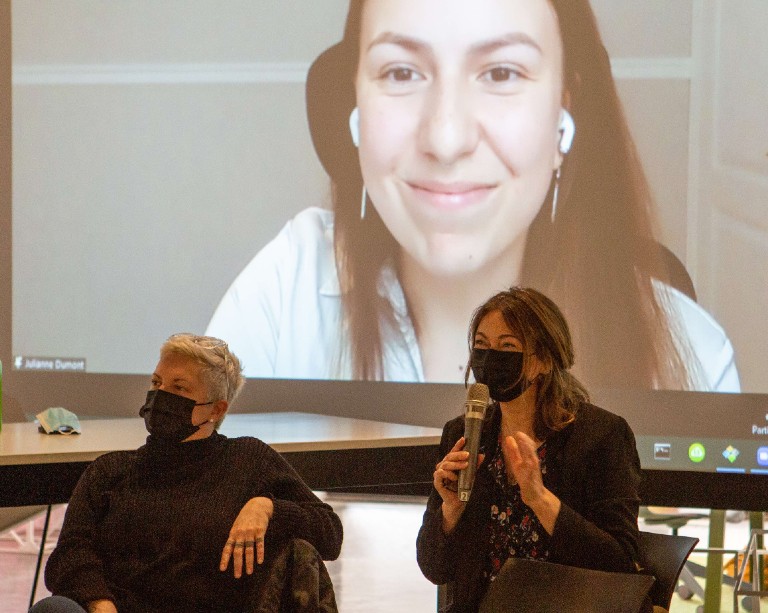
32;334;343;613
417;288;645;613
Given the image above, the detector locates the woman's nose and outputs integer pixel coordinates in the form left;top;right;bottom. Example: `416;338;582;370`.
418;79;479;165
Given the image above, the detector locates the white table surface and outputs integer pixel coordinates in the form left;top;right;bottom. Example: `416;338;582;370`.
0;412;442;466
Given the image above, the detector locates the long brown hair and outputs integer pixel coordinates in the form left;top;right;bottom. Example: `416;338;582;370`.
466;287;586;440
306;0;694;389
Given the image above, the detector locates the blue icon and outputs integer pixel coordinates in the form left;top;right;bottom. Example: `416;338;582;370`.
757;447;768;467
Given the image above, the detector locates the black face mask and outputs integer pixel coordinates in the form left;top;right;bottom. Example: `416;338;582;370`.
139;389;212;443
470;348;527;402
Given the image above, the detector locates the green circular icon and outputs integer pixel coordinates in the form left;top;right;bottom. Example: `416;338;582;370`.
688;443;706;463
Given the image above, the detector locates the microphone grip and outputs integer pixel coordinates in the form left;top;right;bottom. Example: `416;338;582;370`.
457;415;483;502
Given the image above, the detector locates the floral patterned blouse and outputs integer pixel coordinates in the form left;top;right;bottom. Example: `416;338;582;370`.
484;437;550;581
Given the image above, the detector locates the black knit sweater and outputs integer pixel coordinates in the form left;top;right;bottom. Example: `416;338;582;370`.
45;433;343;612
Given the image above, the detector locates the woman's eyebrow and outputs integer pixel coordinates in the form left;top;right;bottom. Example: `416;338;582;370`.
468;32;543;57
366;31;431;55
365;31;542;62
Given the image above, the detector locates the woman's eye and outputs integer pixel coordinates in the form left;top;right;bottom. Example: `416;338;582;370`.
150;379;160;388
383;66;422;82
480;66;522;83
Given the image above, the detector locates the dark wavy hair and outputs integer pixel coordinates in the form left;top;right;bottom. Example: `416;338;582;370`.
465;287;587;440
306;0;694;389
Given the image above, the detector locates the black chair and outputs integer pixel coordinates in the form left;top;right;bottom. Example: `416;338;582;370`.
639;530;699;611
639;507;713;603
640;507;708;537
649;241;697;302
477;557;655;613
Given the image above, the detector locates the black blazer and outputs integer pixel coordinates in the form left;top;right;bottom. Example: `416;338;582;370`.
416;403;642;613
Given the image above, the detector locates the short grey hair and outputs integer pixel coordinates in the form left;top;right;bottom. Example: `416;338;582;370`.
160;333;245;427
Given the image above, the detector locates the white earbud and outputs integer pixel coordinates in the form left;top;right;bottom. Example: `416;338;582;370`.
349;107;360;148
349;106;367;219
558;108;575;155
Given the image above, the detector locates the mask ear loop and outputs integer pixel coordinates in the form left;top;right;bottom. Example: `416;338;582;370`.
349;107;367;220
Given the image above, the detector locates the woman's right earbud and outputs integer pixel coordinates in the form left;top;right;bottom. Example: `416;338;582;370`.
558;108;575;155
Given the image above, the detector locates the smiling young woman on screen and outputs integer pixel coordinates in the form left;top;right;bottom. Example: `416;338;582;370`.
206;0;738;394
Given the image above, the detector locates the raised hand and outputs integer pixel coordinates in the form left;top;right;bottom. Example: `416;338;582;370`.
502;432;560;534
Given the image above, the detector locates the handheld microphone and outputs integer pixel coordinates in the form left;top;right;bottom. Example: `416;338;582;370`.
457;383;490;502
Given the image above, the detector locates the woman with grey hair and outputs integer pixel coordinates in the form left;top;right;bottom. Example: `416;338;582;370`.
31;333;342;613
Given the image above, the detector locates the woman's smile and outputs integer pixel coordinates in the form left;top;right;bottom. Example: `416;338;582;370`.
405;179;498;211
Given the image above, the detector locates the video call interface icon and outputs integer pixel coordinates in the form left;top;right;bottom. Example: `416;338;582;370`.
722;445;740;464
652;442;768;470
653;443;671;461
688;443;706;463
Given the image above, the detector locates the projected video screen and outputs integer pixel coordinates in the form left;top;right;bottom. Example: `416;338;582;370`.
3;1;767;482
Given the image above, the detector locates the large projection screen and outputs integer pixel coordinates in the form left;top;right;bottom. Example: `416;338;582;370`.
2;1;767;508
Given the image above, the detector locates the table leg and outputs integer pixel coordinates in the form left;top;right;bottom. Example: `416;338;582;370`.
748;512;764;592
703;510;725;613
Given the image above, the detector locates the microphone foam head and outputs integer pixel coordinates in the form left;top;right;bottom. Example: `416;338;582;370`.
467;383;490;405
